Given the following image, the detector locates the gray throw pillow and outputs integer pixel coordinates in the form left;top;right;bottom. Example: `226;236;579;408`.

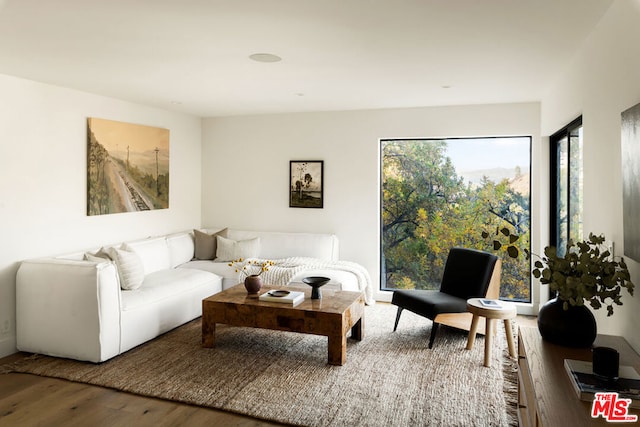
194;228;227;260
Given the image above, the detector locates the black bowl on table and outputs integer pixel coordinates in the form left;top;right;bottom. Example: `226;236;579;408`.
302;276;331;299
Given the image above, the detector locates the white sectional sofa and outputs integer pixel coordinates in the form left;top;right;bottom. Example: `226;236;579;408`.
16;228;373;363
187;228;370;292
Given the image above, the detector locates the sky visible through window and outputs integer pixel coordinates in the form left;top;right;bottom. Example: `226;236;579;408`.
445;137;530;182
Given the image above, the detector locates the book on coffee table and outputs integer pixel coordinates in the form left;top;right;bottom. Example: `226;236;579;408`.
259;289;305;304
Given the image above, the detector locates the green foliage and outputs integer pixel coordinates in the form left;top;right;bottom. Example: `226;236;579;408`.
482;226;531;261
381;140;531;301
87;129;110;215
532;233;635;316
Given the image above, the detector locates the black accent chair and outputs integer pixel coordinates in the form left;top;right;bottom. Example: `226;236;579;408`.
391;247;501;349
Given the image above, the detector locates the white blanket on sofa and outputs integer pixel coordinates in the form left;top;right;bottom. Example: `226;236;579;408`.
240;257;375;305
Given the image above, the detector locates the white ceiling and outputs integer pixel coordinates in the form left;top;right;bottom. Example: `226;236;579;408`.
0;0;613;117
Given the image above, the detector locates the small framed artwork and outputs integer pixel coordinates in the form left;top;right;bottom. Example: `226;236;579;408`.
290;160;323;208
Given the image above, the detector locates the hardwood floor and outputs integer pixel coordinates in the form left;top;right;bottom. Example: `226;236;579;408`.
0;353;283;427
0;314;537;426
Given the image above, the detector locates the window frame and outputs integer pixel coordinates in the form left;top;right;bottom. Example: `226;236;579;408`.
379;136;532;302
549;116;583;250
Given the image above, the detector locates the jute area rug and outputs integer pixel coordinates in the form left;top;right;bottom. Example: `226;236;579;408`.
2;303;517;426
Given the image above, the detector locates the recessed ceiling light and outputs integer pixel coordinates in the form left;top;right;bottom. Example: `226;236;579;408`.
249;53;282;63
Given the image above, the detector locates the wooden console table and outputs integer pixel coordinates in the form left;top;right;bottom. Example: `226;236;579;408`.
518;326;640;426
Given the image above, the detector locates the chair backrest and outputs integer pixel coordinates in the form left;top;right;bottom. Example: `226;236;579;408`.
439;247;499;299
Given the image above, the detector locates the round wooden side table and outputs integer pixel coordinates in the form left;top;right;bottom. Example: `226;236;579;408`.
466;298;517;367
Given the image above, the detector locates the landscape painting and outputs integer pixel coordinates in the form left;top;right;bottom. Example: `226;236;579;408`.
622;102;640;262
87;117;169;216
290;160;323;208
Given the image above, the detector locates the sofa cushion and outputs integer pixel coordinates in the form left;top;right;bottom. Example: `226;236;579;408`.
225;229;338;260
194;228;227;260
215;235;260;261
179;261;363;293
123;237;171;275
290;269;359;291
120;268;222;311
179;260;238;281
166;232;195;268
108;247;144;290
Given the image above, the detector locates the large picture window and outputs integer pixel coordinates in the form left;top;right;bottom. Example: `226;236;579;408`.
380;137;531;302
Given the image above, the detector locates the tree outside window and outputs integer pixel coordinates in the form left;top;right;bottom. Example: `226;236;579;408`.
380;137;531;302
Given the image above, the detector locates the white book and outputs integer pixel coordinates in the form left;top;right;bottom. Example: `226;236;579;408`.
480;299;502;308
259;290;305;305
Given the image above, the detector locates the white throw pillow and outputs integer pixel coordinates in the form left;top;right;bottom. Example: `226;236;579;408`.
83;247;112;263
122;238;171;275
84;253;108;263
215;236;261;261
108;246;144;290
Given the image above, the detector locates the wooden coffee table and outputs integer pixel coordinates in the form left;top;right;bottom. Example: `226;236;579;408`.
202;284;365;365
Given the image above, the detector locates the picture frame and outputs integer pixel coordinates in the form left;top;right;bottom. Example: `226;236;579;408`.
87;117;169;216
622;102;640;262
289;160;323;208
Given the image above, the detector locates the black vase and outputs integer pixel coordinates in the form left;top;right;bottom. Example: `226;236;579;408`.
537;297;597;348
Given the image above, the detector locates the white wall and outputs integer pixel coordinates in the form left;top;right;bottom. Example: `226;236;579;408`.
541;0;640;351
0;74;203;358
202;103;542;306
